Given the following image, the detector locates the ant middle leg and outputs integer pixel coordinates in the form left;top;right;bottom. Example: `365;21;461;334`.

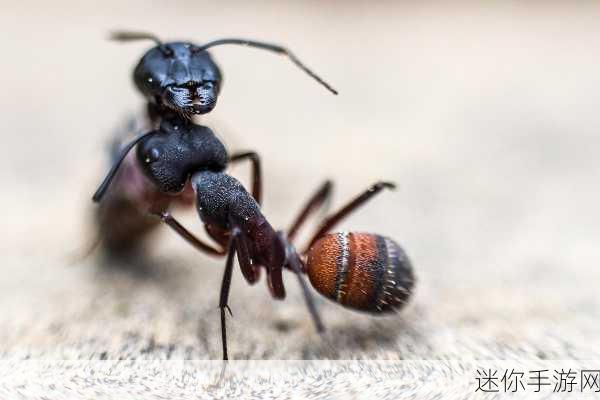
151;210;226;257
229;152;262;205
303;181;396;252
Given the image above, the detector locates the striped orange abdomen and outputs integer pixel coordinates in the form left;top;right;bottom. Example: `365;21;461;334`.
306;232;414;314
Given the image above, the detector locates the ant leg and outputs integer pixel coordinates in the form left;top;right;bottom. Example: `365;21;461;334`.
287;180;333;242
303;181;396;252
92;131;156;202
151;210;226;257
288;252;325;333
219;230;240;361
229;152;262;205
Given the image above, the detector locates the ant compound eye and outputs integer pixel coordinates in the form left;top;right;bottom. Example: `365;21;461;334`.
144;147;161;164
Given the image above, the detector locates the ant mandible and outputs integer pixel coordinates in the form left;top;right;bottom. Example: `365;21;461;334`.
109;30;337;120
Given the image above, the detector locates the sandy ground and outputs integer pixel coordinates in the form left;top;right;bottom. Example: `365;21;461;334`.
1;1;600;369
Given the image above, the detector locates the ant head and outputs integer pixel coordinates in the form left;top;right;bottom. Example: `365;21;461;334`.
132;42;222;119
111;30;338;120
136;120;228;194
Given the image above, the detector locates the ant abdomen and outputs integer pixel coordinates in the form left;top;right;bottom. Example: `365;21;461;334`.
306;232;415;314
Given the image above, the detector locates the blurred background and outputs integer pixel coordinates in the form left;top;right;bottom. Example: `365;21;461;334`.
1;1;599;359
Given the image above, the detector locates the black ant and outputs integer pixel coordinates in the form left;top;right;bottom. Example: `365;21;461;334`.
109;30;337;120
92;115;415;360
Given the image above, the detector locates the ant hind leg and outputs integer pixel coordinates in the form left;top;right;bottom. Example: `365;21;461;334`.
303;181;395;252
287;180;333;242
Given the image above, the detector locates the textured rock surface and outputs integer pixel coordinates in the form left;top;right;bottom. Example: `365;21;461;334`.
2;0;599;374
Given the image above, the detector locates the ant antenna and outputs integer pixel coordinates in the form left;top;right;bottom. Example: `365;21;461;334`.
195;39;338;95
110;30;164;46
110;30;173;56
92;131;156;203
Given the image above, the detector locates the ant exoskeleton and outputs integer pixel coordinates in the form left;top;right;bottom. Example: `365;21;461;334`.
109;30;337;120
91;115;415;360
152;169;415;360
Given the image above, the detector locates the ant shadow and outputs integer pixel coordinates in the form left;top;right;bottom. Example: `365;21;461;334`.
304;307;424;359
95;248;167;280
81;245;223;358
90;242;196;296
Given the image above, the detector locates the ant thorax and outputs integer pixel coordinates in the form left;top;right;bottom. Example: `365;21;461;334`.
136;119;228;194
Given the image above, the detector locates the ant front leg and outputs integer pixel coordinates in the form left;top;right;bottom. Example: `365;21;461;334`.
303;181;396;252
229;152;262;205
92;131;156;202
151;210;226;257
235;235;260;284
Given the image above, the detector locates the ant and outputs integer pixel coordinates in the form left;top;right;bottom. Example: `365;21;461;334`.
91;115;415;360
109;30;337;120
